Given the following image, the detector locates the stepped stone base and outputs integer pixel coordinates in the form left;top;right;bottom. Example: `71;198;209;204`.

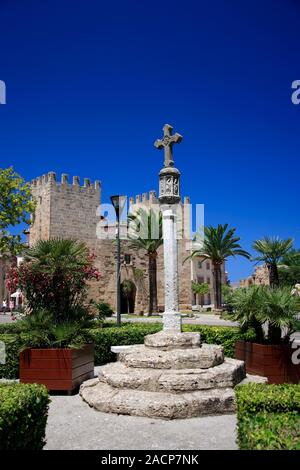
80;381;236;419
80;332;247;419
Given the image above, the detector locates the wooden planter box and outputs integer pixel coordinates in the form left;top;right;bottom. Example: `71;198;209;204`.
20;344;94;392
235;340;300;384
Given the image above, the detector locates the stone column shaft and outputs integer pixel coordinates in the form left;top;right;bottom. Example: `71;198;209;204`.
162;207;181;332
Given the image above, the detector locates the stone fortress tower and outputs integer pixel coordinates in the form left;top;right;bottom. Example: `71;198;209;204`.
29;171;225;312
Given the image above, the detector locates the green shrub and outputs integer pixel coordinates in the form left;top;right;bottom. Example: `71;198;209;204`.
92;301;114;319
0;321;24;334
182;324;255;357
236;383;300;450
238;412;300;450
0;383;49;450
0;334;22;379
92;323;253;365
92;323;162;364
0;322;253;377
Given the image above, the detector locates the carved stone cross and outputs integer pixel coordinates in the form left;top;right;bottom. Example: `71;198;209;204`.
154;124;183;167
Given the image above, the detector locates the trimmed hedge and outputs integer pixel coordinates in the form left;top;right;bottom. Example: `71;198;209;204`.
0;383;49;450
236;383;300;450
0;334;22;379
92;323;162;365
182;324;255;358
0;321;24;334
92;323;255;365
0;322;255;378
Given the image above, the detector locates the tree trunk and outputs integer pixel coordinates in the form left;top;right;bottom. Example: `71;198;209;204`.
267;263;279;287
200;295;204;308
267;263;281;343
212;263;222;309
251;317;265;344
148;253;158;315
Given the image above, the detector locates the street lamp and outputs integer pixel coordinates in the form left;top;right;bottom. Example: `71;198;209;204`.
110;195;127;327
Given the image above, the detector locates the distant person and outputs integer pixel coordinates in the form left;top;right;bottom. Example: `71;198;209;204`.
9;300;14;313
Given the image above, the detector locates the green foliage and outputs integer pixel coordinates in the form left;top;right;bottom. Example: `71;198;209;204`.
128;207;163;314
192;282;210;295
221;284;232;302
189;224;250;265
91;323;253;365
238;412;300;450
236;383;300;415
128;207;163;254
236;384;300;450
0;383;49;450
226;285;300;344
182;324;256;357
0;167;35;255
279;266;300;286
0;321;24;334
0;334;22;379
0;323;256;378
258;286;300;340
225;286;265;341
253;237;294;266
280;248;300;267
91;323;162;364
18;308;95;350
187;224;250;308
6;239;100;319
92;301;114;320
5;239;101;352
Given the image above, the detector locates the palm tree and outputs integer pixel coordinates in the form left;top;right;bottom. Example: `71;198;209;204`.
187;224;250;309
259;286;300;344
121;279;135;313
226;286;265;343
192;282;210;308
252;236;294;287
128;207;163;315
23;238;91;317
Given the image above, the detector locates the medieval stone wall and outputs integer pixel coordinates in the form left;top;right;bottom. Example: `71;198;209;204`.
29;173;198;312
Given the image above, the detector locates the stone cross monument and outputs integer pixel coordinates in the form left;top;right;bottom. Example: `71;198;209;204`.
80;123;248;419
154;124;183;332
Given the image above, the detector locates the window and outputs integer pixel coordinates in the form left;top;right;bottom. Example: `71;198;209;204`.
198;261;202;269
206;262;210;270
124;254;131;265
197;276;204;284
207;277;210;284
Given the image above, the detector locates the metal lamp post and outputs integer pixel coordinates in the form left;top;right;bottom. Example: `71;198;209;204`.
110;195;126;327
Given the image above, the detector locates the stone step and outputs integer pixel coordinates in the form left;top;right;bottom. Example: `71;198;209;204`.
99;358;245;393
144;331;201;350
80;380;236;419
119;343;224;369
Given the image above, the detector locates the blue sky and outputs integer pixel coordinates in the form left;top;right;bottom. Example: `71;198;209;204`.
1;0;299;281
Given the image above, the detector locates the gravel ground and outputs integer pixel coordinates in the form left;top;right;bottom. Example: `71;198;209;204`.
45;393;238;450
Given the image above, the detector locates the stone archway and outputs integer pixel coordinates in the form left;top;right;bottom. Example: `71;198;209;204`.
121;280;136;313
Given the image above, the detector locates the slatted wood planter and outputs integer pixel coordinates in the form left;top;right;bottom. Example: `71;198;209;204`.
235;340;300;384
20;344;94;392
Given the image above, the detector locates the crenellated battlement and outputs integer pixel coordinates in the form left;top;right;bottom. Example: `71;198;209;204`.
32;172;101;191
129;190;190;207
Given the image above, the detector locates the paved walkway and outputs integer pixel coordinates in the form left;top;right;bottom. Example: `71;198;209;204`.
114;314;239;328
45;393;237;450
0;314;14;324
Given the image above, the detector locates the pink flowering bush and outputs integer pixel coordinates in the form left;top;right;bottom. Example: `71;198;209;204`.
6;239;101;322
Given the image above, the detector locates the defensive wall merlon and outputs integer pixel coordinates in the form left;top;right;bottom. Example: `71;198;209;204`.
129;192;191;206
31;172;101;191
